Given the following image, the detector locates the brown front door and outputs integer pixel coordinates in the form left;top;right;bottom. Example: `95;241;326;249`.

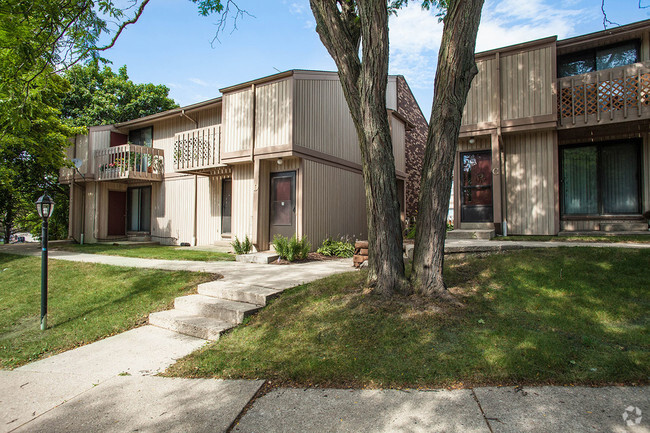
269;171;296;240
461;151;493;222
107;191;126;236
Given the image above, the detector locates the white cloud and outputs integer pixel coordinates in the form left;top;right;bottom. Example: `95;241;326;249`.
188;77;209;87
388;0;588;90
290;2;307;15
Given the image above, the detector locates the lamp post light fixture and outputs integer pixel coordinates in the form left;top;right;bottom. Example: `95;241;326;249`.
35;193;55;331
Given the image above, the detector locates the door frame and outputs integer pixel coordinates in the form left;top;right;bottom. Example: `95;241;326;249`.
269;170;297;241
460;150;494;223
221;178;232;237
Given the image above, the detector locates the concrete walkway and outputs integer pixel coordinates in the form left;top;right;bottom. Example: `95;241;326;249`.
0;243;352;289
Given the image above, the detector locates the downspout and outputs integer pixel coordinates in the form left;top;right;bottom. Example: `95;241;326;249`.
193;174;198;246
181;110;198;128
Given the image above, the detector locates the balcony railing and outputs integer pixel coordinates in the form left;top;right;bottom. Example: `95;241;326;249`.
558;61;650;128
174;125;225;173
95;144;164;182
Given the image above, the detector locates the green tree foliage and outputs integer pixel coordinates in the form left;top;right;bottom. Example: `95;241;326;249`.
0;72;83;242
61;63;178;127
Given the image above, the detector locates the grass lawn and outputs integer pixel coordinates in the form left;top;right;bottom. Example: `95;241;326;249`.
496;234;650;243
166;247;650;388
53;243;235;261
0;253;215;368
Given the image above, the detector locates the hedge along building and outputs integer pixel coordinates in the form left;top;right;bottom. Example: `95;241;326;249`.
454;19;650;236
60;70;427;250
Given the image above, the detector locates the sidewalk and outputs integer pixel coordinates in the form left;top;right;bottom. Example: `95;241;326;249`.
3;330;647;433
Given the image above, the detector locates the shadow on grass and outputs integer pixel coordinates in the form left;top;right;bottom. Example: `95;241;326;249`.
167;247;649;388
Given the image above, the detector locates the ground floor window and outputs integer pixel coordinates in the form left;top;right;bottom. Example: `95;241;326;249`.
127;186;151;232
561;140;641;216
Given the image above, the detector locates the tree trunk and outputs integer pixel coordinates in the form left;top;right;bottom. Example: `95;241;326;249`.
310;0;407;295
411;0;484;297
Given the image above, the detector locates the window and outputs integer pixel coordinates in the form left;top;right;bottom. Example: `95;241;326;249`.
561;141;641;216
128;126;153;147
558;41;639;78
127;186;151;232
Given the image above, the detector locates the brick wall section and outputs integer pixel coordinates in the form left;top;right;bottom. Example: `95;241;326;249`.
396;76;428;220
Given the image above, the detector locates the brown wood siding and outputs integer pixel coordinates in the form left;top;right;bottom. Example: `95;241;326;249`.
461;57;498;125
232;163;255;241
500;46;554;121
504;131;557;235
223;88;253;153
294;79;361;164
255;79;292;148
302;159;367;248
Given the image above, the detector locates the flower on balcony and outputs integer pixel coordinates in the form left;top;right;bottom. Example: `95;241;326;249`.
99;162;118;172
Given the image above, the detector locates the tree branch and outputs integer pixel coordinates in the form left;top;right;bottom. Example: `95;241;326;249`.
96;0;150;51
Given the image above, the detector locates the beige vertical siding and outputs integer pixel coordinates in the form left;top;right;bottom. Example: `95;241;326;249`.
151;177;195;245
232;163;255;241
458;136;491;152
255;79;292;148
641;30;650;62
504;131;556;235
302;160;367;248
69;183;85;242
387;76;397;111
500;46;554;120
223;88;253;153
89;130;111;177
462;57;498;125
294;78;361;164
195;175;223;245
391;117;406;173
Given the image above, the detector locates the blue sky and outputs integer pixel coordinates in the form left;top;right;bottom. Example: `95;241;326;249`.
101;0;650;119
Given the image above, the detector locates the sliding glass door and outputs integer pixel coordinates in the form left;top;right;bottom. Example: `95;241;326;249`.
561;140;641;216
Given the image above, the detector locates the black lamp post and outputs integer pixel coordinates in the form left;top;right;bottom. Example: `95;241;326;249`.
36;193;55;331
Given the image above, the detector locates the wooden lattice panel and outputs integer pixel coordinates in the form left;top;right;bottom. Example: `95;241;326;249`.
585;83;598;114
639;73;650;105
560;88;573;118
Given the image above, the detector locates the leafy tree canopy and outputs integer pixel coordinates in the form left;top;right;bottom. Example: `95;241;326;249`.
61;63;178;127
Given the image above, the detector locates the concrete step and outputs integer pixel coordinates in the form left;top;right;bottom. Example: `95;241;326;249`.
149;310;233;341
174;294;261;324
446;229;495;240
235;252;280;264
460;223;494;230
600;221;648;232
198;281;282;306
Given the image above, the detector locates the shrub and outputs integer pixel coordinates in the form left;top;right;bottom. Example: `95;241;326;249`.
317;238;354;258
272;234;310;262
231;235;252;255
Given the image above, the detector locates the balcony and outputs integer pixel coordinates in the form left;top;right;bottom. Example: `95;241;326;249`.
95;144;164;182
174;125;229;176
558;61;650;129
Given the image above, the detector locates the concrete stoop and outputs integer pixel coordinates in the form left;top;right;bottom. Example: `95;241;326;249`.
148;280;280;341
446;229;495;240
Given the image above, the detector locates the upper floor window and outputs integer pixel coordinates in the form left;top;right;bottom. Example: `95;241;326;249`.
558;40;640;78
129;126;153;147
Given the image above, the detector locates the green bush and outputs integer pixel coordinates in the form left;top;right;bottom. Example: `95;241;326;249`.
317;238;355;258
272;234;310;262
231;235;252;255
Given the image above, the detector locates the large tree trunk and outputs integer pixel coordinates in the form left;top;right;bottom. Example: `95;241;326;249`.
310;0;407;296
411;0;484;297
